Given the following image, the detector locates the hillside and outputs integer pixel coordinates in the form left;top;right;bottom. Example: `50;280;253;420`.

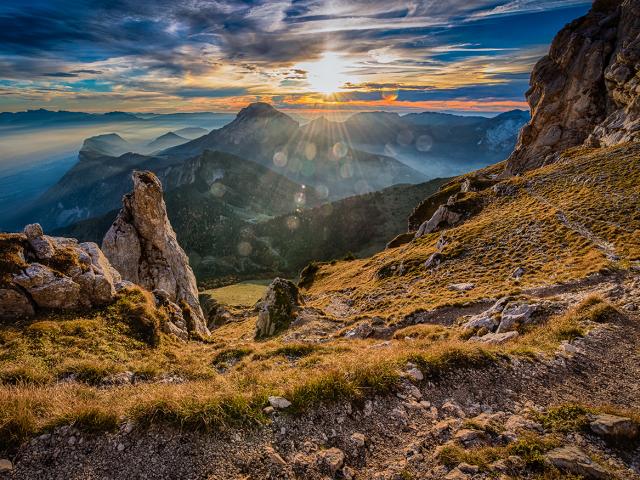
59;177;449;281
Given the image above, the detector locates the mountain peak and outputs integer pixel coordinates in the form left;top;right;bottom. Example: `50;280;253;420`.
236;102;281;119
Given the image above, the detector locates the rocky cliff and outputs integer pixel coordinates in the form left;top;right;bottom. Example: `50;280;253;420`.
505;0;640;174
102;171;209;336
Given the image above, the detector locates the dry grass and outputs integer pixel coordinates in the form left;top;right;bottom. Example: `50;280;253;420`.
0;144;637;452
303;143;640;322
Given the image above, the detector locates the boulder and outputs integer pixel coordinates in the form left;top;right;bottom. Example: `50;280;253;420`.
0;288;35;320
1;225;121;319
199;292;233;329
102;171;209;336
13;263;82;309
496;302;538;333
415;204;462;237
544;446;610;479
590;413;639;440
255;278;301;339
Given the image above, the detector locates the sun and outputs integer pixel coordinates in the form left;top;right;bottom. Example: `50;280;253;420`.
297;52;351;95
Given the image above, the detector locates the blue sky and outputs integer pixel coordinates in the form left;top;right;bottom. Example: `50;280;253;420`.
0;0;592;113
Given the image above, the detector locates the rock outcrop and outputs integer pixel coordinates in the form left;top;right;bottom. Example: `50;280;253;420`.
0;224;121;320
506;0;640;174
255;278;301;339
102;171;209;336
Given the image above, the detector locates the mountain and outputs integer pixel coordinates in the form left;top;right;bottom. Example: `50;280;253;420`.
145;132;188;152
80;133;131;157
161;102;426;199
0;109;140;129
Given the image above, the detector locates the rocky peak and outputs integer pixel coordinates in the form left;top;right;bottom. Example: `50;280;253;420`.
505;0;640;175
102;171;209;336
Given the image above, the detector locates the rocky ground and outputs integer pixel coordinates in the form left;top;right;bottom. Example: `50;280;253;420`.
2;269;639;480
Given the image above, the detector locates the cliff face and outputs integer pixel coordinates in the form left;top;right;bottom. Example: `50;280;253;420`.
102;171;209;336
505;0;640;174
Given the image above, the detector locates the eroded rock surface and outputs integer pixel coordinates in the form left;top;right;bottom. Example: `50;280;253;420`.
0;225;121;320
255;278;301;339
506;0;640;174
102;171;209;336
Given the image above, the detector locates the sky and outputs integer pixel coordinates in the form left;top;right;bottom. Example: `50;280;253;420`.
0;0;592;114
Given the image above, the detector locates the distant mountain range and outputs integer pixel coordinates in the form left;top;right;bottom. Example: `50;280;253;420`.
0;109;228;132
2;102;529;282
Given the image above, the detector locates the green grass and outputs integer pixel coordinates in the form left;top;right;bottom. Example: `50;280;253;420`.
204;279;272;306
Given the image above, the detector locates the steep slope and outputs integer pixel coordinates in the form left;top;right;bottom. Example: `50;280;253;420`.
303;142;640;319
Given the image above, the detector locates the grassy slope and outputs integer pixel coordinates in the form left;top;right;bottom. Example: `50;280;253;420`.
304;143;640;320
1;143;638;450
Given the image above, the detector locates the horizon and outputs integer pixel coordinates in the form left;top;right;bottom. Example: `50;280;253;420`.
0;1;591;114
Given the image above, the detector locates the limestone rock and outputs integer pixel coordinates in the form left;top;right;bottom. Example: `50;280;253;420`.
449;283;475;292
505;0;640;174
590;413;639;440
102;171;208;336
0;288;35;320
415;204;462;237
13;263;81;309
496;302;538;333
1;225;121;318
470;331;519;344
544;446;610;479
199;292;233;329
255;278;300;339
268;396;292;410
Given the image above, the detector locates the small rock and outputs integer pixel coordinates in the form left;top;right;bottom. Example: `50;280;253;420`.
117;443;125;452
445;467;471;480
457;462;480;474
545;446;610;479
442;401;466;418
0;459;13;473
342;466;356;480
511;266;525;279
590;413;639;440
265;445;287;467
406;367;424;381
449;283;475;292
268;396;292;410
263;406;275;415
350;432;366;448
453;429;488;447
316;447;345;476
470;331;519;344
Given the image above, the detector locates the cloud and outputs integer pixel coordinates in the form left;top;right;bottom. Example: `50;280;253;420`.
0;0;592;112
